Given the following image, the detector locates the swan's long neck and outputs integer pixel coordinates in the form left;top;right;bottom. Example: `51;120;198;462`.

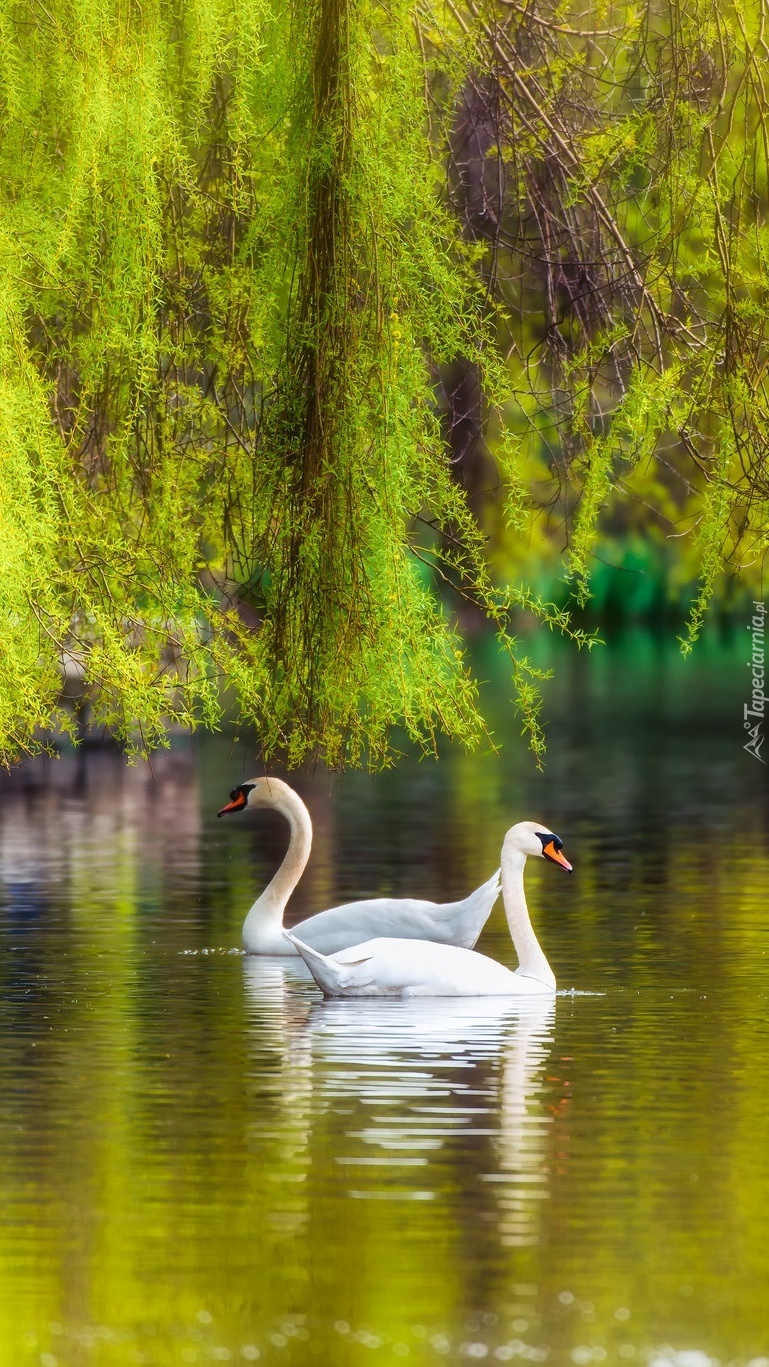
501;844;556;990
243;789;313;951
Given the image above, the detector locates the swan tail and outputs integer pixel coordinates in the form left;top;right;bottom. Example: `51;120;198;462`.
452;867;502;948
284;931;370;997
481;868;503;899
463;868;503;912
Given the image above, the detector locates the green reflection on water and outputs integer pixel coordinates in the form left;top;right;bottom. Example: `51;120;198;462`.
0;636;767;1367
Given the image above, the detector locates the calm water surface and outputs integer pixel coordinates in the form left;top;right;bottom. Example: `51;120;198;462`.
0;635;767;1367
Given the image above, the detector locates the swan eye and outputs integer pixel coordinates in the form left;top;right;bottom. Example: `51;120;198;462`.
536;830;562;850
536;830;572;872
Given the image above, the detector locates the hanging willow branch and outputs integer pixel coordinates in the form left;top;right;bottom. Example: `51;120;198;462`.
0;0;766;770
0;0;579;769
428;0;769;617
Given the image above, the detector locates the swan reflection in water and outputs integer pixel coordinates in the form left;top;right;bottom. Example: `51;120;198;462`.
242;958;556;1247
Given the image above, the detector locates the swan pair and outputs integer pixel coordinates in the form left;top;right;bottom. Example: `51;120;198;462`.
218;777;572;998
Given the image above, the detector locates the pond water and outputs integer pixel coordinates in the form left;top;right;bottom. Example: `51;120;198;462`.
0;632;767;1367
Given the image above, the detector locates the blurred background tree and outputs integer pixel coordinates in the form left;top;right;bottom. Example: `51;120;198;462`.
437;0;769;630
0;0;766;767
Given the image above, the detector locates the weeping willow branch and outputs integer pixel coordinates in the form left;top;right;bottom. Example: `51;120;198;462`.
0;0;767;771
427;0;769;626
0;0;555;768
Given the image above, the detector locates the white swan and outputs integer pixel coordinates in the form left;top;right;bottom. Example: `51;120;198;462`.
284;821;572;997
217;777;502;956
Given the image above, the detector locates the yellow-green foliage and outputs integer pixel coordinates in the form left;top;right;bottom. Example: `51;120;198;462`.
0;0;547;767
1;0;767;769
454;0;769;617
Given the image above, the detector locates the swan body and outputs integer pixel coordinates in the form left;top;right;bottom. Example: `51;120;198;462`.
218;777;502;957
286;821;572;998
283;934;551;997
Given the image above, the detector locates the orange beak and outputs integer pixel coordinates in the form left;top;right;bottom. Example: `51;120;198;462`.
217;793;247;818
543;840;572;872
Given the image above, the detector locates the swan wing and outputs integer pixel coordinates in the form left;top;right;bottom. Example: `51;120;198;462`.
290;869;502;954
